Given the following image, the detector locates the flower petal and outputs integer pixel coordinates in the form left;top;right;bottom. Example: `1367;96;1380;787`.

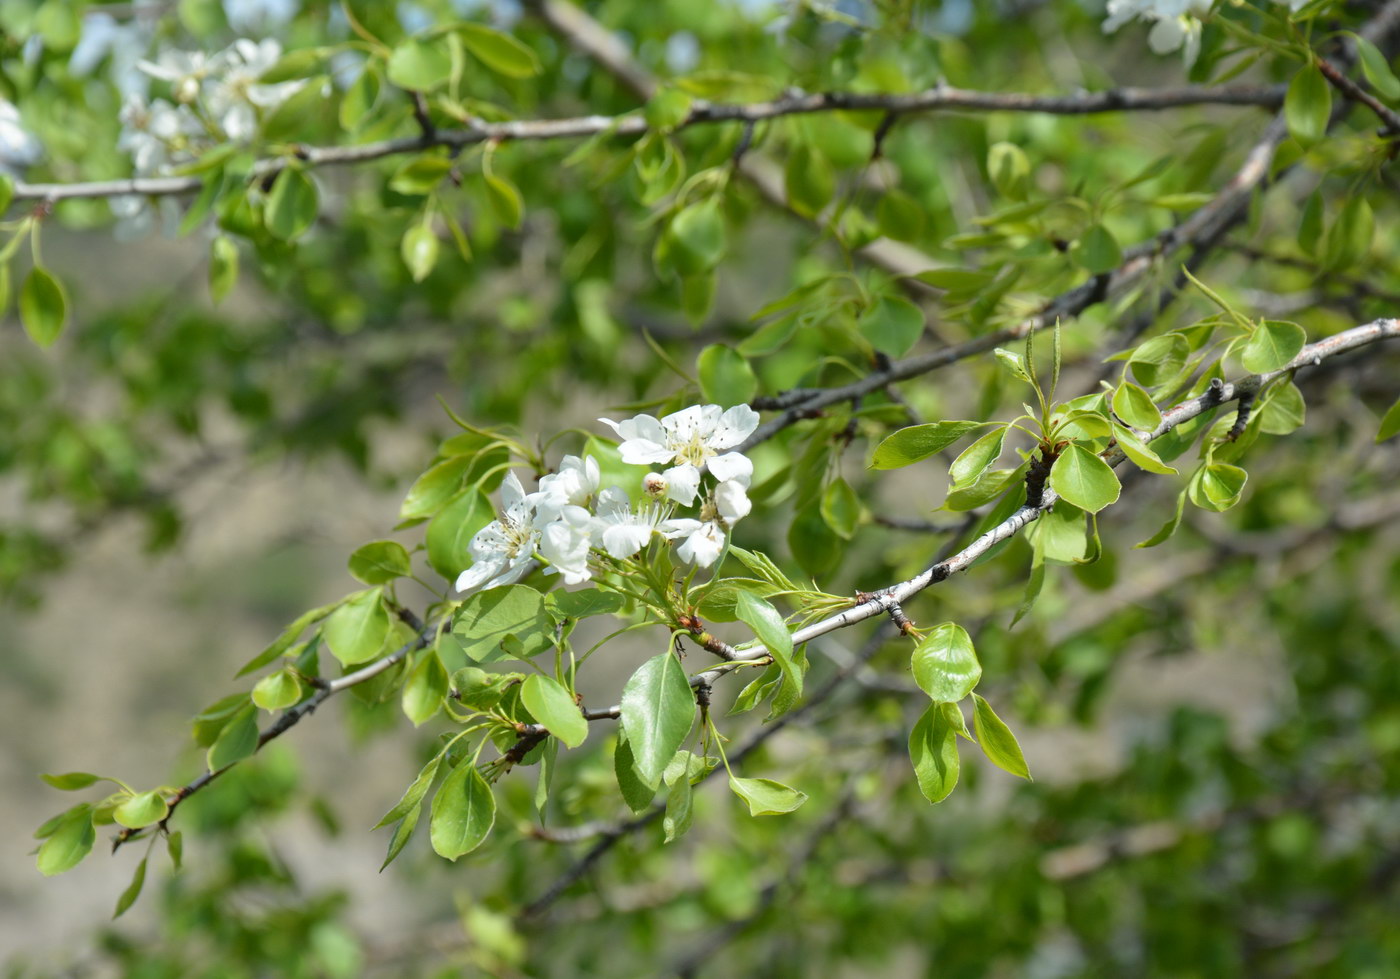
617;439;674;466
706;451;753;485
709;404;760;449
663;464;702;506
677;522;725;567
715;479;752;523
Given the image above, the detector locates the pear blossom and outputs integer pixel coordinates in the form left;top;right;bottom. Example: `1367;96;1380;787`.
0;99;42;178
663;478;752;568
592;486;670;559
206;38;305;141
538;505;595;584
1102;0;1210;64
538;455;600;508
598;404;758;506
138;48;222;103
454;472;553;592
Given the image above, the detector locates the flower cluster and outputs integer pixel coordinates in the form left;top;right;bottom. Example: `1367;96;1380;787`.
453;404;760;593
1103;0;1306;64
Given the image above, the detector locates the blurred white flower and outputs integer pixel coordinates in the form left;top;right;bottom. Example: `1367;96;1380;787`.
1102;0;1209;64
224;0;300;34
117;95;200;174
138;48;221;103
0;99;42;178
599;404;758;506
70;12;150;96
207;38;304;140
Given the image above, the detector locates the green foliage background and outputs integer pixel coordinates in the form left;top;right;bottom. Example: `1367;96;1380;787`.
3;0;1400;975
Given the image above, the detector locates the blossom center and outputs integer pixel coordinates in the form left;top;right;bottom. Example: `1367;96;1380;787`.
673;431;713;468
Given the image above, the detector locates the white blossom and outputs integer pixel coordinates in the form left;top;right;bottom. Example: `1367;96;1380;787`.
538;455;600;508
0;99;42;178
138;48;221;103
454;472;552;593
662;479;752;568
224;0;301;34
206;38;305;141
1102;0;1209;64
117;95;200;175
592;486;670;559
538;505;595;585
598;403;758;506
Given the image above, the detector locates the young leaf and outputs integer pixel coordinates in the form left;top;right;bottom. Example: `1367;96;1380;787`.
1377;395;1400;442
1189;462;1248;511
909;704;959;803
456;23;541;78
1112;423;1178;475
401;651;449;726
1137;490;1187;548
1285;63;1331;146
1350;31;1400;98
1241;320;1306;374
1074;223;1122;275
619;652;696;788
521;674;589;749
987;141;1030;200
349;540;413;584
1049;444;1121;513
697;343;758;407
785;144;834;218
113;790;169;830
41;772;104;791
425;487;492;577
264;167;318;240
871;421;983;469
374;754;443;829
401;220;440;282
430;762;496;860
380;804;421;871
37;805;95;876
860;296;924;357
614;733;655;813
663;762;694;842
453;584;554;662
387;37;452;91
1112;381;1162;431
20;266;68;347
728;776;808;816
113;856;148;918
949;426;1008;487
911;621;982;703
820;477;861;539
209;234;238;303
252;668;303;711
323;587;391;666
206;703;259;771
735;591;802;715
971;694;1031;780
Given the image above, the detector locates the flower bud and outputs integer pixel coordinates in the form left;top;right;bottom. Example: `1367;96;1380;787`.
643;472;668;498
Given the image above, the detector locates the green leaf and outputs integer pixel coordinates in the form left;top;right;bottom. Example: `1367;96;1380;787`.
341;65;380;130
909;704;959;803
252;668;303;711
41;772;103;791
949;426;1007;487
871;421;983;469
1028;504;1086;564
1128;333;1189;389
1189;462;1248;511
619;652;696;788
1350;32;1400;99
820;477;861;539
387;37;453;91
264;167;318;241
971;694;1031;780
735;591;802;717
323;587;391;666
206;703;259;771
402;651;449;726
728;776;808;816
484;172;523;229
374;754;442;829
0;173;12;213
1049;443;1121;513
19;266;68;347
645;87;693;131
1241;320;1306;373
1260;381;1306;435
1323;196;1373;271
389;156;454;195
987;141;1030;200
453;584;554;662
788;501;842;580
911;621;982;703
1137;490;1187;548
429;762;496;860
349;540;413;584
425;488;493;578
209;235;238;304
37;805;95;876
401;219;440;282
663;768;694;842
614;733;655;813
113;790;170;830
995;348;1031;383
1112;382;1162;431
1298;190;1324;257
1285;63;1331;146
697;343;758;406
520;675;589;749
547;588;625;620
944;466;1022;512
113;856;148;918
859;295;924;357
235;602;337;677
166;830;183;870
381;804;422;871
1377;395;1400;442
455;23;541;78
401;456;471;523
1112;423;1178;475
669;199;726;272
784;144;835;218
1074;223;1122;275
